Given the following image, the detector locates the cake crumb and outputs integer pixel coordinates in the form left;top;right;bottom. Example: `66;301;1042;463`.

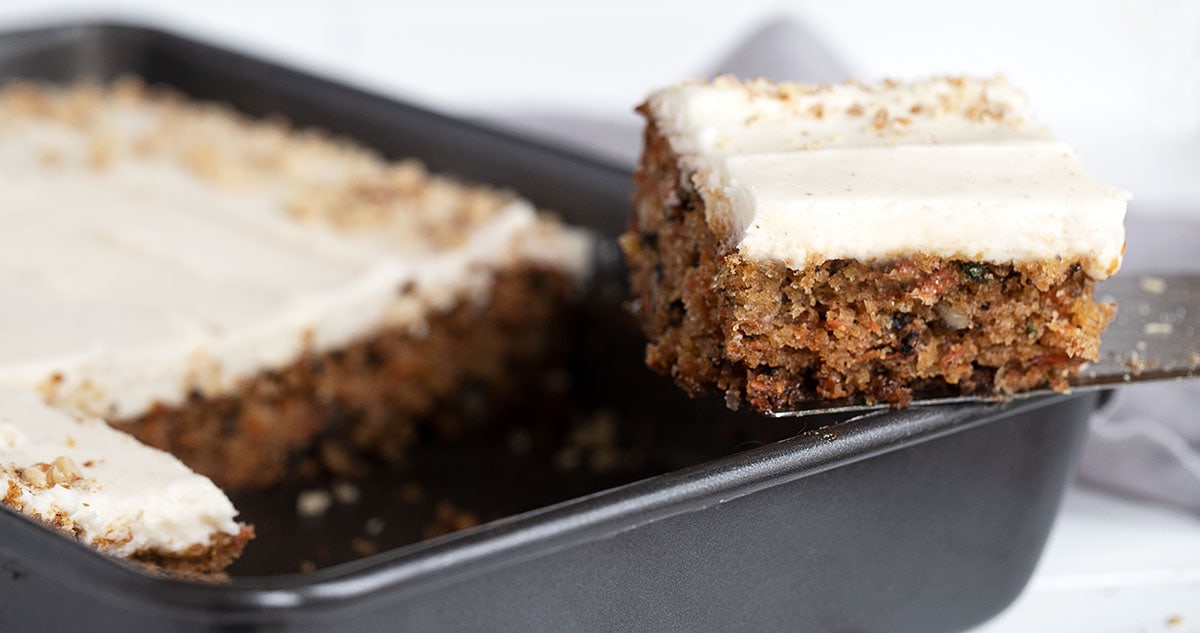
296;489;333;518
350;537;379;558
1139;276;1167;295
332;481;361;505
364;517;386;536
1166;614;1183;627
1144;322;1173;336
318;440;361;477
422;501;479;539
554;412;624;473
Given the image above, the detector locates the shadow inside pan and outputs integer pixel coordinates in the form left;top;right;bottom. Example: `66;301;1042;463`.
226;260;844;576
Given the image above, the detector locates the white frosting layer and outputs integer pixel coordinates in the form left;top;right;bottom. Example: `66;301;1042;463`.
647;76;1129;278
0;387;240;557
0;83;592;420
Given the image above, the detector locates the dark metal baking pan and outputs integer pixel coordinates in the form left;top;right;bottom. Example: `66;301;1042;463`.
0;22;1097;633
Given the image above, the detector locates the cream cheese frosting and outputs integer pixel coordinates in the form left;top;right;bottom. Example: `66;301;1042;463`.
0;387;240;557
646;76;1129;279
0;81;592;421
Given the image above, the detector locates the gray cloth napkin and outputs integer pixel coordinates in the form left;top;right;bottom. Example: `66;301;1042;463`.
1085;382;1200;513
488;16;1200;514
1078;219;1200;513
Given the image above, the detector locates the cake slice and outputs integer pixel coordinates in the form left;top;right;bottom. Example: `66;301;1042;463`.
622;76;1128;413
0;387;251;575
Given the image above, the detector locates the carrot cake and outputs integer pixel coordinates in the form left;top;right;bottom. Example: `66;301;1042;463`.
0;78;592;570
622;76;1128;413
0;387;251;574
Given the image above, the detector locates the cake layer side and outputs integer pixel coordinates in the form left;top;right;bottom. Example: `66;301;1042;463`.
129;527;255;577
119;266;577;489
719;254;1112;410
622;118;1114;411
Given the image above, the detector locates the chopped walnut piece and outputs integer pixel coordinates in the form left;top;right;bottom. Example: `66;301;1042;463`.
871;108;889;131
17;457;83;490
18;466;47;489
51;456;83;483
88;140;113;170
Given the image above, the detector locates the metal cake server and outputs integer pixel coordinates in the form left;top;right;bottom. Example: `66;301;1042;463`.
767;273;1200;418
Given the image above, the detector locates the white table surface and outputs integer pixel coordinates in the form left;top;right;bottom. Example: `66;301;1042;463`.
975;486;1200;633
1;2;1198;629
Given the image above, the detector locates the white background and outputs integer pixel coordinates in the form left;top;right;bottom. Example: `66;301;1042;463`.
0;0;1197;212
0;2;1198;631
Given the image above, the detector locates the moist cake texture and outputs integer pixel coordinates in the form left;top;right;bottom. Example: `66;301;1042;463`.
622;76;1128;412
0;78;591;569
